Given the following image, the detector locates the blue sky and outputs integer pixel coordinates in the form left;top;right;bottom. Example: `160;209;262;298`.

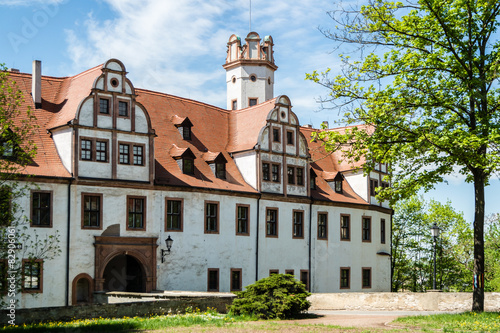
0;0;498;223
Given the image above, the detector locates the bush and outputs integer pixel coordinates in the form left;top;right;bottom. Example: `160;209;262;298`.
229;274;311;319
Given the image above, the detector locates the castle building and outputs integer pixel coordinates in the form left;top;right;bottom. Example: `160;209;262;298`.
2;32;391;308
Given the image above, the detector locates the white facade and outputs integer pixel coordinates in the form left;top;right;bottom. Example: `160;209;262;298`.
3;35;392;310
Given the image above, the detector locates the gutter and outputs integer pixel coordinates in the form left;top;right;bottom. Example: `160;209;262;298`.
65;178;73;306
308;197;312;291
255;196;260;282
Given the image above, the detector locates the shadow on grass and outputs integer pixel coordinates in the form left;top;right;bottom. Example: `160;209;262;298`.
1;321;142;333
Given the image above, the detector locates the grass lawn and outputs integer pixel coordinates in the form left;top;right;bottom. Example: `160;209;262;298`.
394;311;500;332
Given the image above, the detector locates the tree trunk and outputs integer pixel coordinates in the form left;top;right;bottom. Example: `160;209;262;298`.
472;172;485;312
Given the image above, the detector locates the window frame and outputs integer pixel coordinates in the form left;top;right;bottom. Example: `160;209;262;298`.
287;166;295;185
370;178;379;197
381;219;386;244
81;193;103;230
30;190;52;228
362;267;372;289
300;270;310;291
292;210;304;239
286;130;294;146
207;268;219;292
126;196;146;231
285;269;294;276
165;198;183;232
269;269;279;276
204;201;219;234
215;161;226;179
182;157;195;175
230;268;242;292
262;162;270;181
272;127;281;143
80;137;109;163
132;144;145;166
117;100;129;117
99;97;110;115
181;126;191;140
248;98;258;107
271;163;280;183
266;207;279;238
340;267;350;289
340;214;351;241
362;216;372;242
231;99;237;110
317;212;328;240
236;204;250;236
287;165;305;186
22;259;43;293
118;141;145;166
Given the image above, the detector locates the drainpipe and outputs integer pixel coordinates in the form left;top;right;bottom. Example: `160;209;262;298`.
65;179;72;306
308;198;312;291
255;196;260;282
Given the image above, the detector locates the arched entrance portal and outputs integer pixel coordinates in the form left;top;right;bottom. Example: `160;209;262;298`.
103;254;145;292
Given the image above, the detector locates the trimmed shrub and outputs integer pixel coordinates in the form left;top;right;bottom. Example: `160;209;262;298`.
229;274;311;319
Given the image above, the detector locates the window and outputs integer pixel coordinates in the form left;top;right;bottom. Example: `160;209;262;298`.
119;144;129;164
127;196;146;230
287;166;295;184
293;210;304;238
310;170;317;190
362;268;371;288
182;126;191;140
249;98;257;106
362;217;371;242
286;130;294;145
183;157;194;175
0;260;6;293
287;166;304;186
271;164;280;182
272;128;280;142
232;99;237;110
22;259;42;293
285;269;294;276
250;75;257;82
133;145;144;166
318;212;328;240
99;98;109;114
296;168;304;186
262;163;270;181
236;205;249;235
31;191;51;227
266;208;278;237
269;269;279;276
2;141;13;157
81;139;92;160
340;267;350;289
0;186;12;227
381;219;386;244
216;162;226;179
207;268;219;291
205;202;219;234
95;141;107;162
166;199;183;231
230;268;242;291
80;138;108;162
300;270;310;291
82;194;102;229
370;179;379;196
340;214;350;241
118;101;128;117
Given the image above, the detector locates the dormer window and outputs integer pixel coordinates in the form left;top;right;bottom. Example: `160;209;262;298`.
204;152;227;179
170;145;196;175
310;170;317;190
1;141;13;158
333;172;345;193
172;116;193;141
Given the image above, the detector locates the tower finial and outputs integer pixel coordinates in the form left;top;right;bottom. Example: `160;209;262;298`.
249;0;252;32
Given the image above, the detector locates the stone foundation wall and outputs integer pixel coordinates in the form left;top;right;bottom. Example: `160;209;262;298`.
309;292;500;312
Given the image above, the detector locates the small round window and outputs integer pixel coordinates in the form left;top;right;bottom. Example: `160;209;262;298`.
110;78;119;87
232;77;236;84
250;75;257;82
281;111;286;119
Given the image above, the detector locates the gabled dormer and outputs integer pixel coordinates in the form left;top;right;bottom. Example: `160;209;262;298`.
203;152;227;179
171;115;193;141
170;145;196;175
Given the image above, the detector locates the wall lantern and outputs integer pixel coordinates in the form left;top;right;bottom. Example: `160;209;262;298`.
161;235;174;263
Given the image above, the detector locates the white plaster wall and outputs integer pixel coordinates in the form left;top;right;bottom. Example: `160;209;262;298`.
158;192;257;292
11;182;70;308
78;129;113;179
260;128;269;150
311;206;392;293
95;77;104;90
299;136;308;158
286;156;308;197
135;105;149;133
261;152;283;193
106;61;122;72
233;151;257;189
125;81;132;95
107;73;122;93
345;171;368;202
226;66;274;109
51;127;73;174
78;98;94;127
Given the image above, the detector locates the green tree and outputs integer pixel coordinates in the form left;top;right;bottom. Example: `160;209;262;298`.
392;196;472;292
307;0;500;311
0;65;60;302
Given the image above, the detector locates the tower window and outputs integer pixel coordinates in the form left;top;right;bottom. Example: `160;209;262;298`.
249;98;257;107
232;100;237;110
250;75;257;82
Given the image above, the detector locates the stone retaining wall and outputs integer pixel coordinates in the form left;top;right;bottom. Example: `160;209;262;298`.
309;292;500;312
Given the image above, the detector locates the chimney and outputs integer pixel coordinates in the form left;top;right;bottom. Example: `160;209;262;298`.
32;60;42;109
